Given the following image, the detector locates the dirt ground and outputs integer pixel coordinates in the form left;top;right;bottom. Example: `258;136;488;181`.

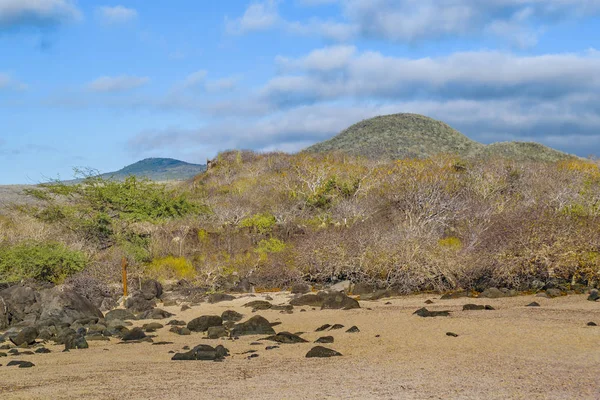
1;293;599;400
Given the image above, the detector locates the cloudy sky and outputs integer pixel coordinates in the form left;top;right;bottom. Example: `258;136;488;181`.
1;0;600;183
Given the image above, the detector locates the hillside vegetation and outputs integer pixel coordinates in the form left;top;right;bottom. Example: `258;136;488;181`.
100;158;206;181
2;151;599;294
306;113;574;162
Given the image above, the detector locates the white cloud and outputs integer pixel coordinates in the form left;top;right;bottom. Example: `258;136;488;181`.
226;0;281;34
87;76;149;92
205;76;240;92
0;72;28;91
182;70;208;89
0;0;81;29
97;5;138;24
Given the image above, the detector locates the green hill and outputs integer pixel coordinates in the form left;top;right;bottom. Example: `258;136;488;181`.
101;158;206;181
305;113;574;162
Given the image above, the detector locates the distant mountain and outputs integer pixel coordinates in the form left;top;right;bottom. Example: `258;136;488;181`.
100;158;206;181
305;113;575;162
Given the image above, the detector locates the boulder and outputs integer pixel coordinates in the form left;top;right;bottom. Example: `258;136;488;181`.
206;326;228;339
64;334;88;350
479;288;507;298
291;283;311;294
243;300;272;310
169;327;191;335
346;326;360;333
329;280;351;293
10;327;38;346
588;289;599;302
208;293;236;304
221;310;243;322
125;294;156;313
321;292;360;310
290;293;325;307
122;327;147;341
413;307;450;317
142;322;164;332
305;346;342;358
263;332;308;344
138;308;174;320
187;315;223;332
546;288;562;298
315;336;334;343
0;285;40;327
141;280;163;300
171;344;229;361
104;309;136;322
231;316;275;337
7;360;35;368
37;286;104;326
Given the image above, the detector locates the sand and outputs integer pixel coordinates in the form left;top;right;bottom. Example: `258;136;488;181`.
1;293;599;400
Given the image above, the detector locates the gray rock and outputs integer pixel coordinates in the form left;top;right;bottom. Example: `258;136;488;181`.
122;327;147;341
10;327;38;346
479;288;506;299
7;360;35;368
171;344;229;361
104;309;136;322
290;283;311;294
231;316;275;336
315;336;334;343
263;332;308;344
206;326;228;339
187;315;223;332
413;307;450;317
305;346;342;358
138;308;174;320
141;280;163;300
64;334;88;350
321;292;360;310
208;293;236;303
221;310;243;322
243;300;272;310
588;289;599;302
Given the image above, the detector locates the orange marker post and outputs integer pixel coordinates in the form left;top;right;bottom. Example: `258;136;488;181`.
121;257;128;297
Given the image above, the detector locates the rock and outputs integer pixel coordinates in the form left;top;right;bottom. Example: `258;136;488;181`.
587;322;597;326
7;360;35;368
329;280;352;293
142;322;164;332
64;334;88;350
315;324;331;332
346;326;360;333
305;346;342;358
424;300;434;304
263;332;308;344
243;300;272;310
462;304;494;311
479;288;506;299
536;292;549;298
329;324;344;330
104;309;136;322
440;291;469;299
171;344;229;361
167;319;186;326
163;300;177;307
290;293;325;307
530;280;545;290
230;278;254;293
362;289;396;301
321;292;360;310
546;288;562;298
100;297;117;312
138;308;174;320
526;302;540;307
315;336;334;343
208;293;236;304
221;310;243;322
0;285;40;328
206;326;228;339
125;294;156;313
180;305;191;311
35;347;51;354
247;353;259;359
291;283;311;294
10;327;38;346
352;283;376;295
170;327;191;335
413;307;450;317
141;280;163;300
446;332;459;337
265;345;279;350
187;315;223;333
122;327;147;341
231;316;275;337
588;289;599;302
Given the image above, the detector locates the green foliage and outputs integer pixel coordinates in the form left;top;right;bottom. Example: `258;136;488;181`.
146;256;196;281
255;238;287;254
0;241;87;283
239;213;277;234
438;237;462;250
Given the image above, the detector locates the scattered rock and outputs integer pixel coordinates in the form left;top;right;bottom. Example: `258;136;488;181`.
221;310;243;322
587;322;597;326
315;324;331;332
180;305;191;312
138;308;174;320
546;288;562;298
187;316;223;333
330;280;352;293
265;345;279;350
479;288;506;299
329;324;344;330
125;294;156;313
346;326;360;333
446;332;459;337
35;347;51;354
536;292;549;298
122;327;147;341
263;332;308;344
141;280;163;301
526;302;540;307
167;320;186;326
104;309;136;322
315;336;334;344
290;293;325;307
169;327;191;335
230;316;275;336
152;341;174;345
243;300;272;310
462;304;494;311
424;300;434;304
588;289;599;302
7;360;35;368
64;334;88;350
247;353;259;359
162;300;177;307
440;291;468;300
305;346;342;358
142;322;164;332
413;308;450;317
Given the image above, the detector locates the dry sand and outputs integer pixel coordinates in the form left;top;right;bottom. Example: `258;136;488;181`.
1;293;599;400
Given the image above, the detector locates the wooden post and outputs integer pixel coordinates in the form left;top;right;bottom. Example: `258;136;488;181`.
121;257;128;297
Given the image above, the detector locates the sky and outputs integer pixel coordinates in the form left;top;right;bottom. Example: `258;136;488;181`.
1;1;600;184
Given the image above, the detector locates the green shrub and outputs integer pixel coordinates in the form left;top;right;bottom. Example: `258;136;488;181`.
239;213;277;234
145;256;196;281
255;238;287;254
0;242;87;283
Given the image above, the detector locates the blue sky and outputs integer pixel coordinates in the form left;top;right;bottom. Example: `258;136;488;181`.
1;0;600;184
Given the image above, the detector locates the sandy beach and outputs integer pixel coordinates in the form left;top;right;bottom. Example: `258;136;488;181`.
1;293;599;400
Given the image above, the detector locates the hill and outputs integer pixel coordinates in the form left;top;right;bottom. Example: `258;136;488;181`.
100;158;206;181
305;113;574;162
305;113;484;159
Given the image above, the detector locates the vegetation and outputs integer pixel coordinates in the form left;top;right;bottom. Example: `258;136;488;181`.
2;149;598;293
305;113;574;162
